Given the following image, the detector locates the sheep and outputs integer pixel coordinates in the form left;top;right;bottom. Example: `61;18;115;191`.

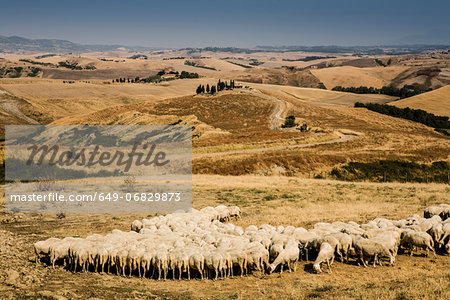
128;247;145;277
400;231;436;258
308;235;342;263
424;206;444;219
152;249;169;280
370;234;399;259
268;244;299;274
49;240;72;268
439;204;450;220
313;242;334;273
93;245;109;273
438;223;450;247
173;250;189;280
33;237;60;264
131;220;143;232
269;243;284;262
353;237;394;267
327;232;353;262
116;248;129;276
204;251;224;280
141;251;154;278
428;223;444;248
34;204;449;281
188;251;204;280
228;206;241;219
229;249;247;277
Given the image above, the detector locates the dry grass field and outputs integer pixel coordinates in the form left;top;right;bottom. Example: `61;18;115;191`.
243;82;396;106
0;176;449;299
391;85;450;117
310;66;408;89
0;78;218;123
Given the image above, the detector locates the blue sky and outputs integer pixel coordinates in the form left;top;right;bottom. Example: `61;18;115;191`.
1;0;449;47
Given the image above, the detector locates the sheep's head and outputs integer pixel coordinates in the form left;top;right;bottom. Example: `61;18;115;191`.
268;264;276;274
313;263;322;273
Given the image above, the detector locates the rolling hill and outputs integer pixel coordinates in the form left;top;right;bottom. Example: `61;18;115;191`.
391;85;450;117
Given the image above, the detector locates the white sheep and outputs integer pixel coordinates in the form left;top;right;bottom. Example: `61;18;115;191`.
313;242;334;273
268;244;299;274
33;237;60;264
401;231;436;258
353;237;394;267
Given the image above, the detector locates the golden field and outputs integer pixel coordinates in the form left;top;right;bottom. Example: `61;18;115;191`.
0;176;449;299
392;85;450;117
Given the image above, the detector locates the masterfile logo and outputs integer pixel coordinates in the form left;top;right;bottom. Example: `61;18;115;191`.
4;125;192;214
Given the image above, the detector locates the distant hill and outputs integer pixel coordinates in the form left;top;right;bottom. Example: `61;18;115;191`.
1;35;449;54
391;85;450;117
390;66;450;90
0;35;162;53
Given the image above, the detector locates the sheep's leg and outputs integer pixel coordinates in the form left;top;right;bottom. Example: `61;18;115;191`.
187;267;190;280
326;259;332;273
359;253;366;267
430;246;437;259
338;250;344;262
373;254;377;268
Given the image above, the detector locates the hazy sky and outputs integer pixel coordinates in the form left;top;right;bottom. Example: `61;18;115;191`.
1;0;449;47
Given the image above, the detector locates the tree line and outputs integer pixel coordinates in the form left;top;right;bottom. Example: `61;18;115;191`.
113;70;199;84
332;85;430;98
354;102;450;133
196;79;236;95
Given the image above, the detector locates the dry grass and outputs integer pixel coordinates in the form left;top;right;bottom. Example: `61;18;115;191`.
391;85;450;117
310;66;408;89
0;176;449;299
242;82;396;107
50;92;304;147
0;78;218;123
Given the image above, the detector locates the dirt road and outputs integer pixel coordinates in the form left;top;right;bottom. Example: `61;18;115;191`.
194;134;357;157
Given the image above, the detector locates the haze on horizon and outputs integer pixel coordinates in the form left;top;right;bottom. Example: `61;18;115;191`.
1;0;449;48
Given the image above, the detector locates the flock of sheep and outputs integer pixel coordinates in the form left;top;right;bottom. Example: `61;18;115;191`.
34;203;450;280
